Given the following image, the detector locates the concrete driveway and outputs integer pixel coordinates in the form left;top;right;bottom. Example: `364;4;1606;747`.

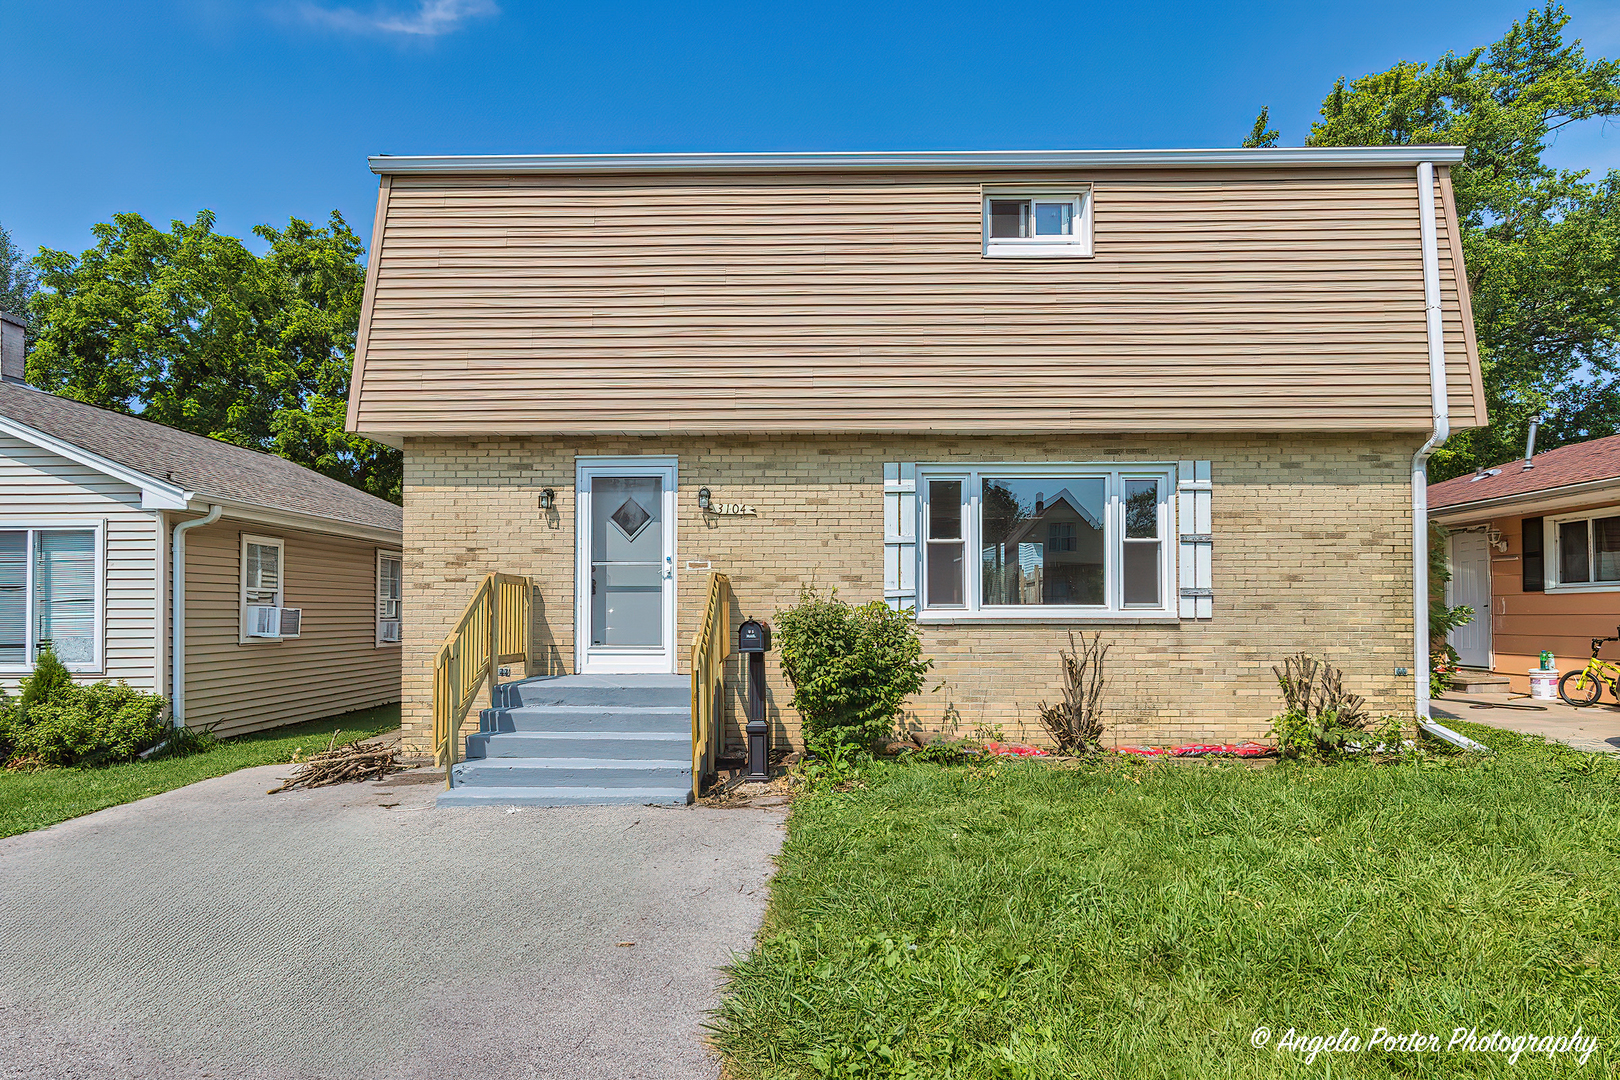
0;765;784;1080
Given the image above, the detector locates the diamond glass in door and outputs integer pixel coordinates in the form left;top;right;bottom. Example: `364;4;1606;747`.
590;476;665;647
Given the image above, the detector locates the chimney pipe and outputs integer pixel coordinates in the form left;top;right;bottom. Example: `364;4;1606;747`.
1523;414;1542;469
0;312;24;384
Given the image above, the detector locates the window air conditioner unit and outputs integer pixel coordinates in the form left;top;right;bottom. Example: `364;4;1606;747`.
379;619;402;643
246;606;302;638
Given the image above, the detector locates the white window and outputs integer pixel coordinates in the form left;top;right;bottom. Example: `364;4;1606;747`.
916;465;1174;619
983;188;1093;258
240;535;298;641
0;525;102;672
376;550;402;645
1547;509;1620;591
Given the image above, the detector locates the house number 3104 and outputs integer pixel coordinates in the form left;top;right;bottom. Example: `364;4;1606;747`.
708;503;756;516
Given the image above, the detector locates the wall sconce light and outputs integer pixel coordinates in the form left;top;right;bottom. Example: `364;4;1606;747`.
538;488;556;511
698;487;711;511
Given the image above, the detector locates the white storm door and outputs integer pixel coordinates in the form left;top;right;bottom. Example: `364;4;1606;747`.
1447;530;1492;669
576;458;677;674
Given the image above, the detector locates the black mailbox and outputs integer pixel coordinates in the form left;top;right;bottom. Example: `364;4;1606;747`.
739;618;771;781
739;618;771;653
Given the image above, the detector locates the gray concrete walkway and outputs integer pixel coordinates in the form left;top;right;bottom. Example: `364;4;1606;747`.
1433;691;1620;754
0;764;785;1080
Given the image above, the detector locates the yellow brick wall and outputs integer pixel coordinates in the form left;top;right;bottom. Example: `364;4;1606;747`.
402;433;1418;755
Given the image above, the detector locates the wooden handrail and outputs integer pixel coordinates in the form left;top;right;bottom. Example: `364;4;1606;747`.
432;572;533;788
690;572;731;801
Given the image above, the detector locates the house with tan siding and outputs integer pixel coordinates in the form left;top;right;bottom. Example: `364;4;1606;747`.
344;147;1486;806
1430;432;1620;697
0;322;403;737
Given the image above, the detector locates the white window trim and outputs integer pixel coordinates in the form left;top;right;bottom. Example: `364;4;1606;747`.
1545;508;1620;593
0;519;106;675
376;549;403;647
240;534;286;645
982;186;1094;259
914;463;1176;623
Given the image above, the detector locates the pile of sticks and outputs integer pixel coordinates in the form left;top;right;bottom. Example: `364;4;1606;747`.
268;732;404;794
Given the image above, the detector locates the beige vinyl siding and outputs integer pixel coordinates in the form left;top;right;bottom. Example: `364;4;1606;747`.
352;166;1484;437
0;434;159;692
180;519;401;737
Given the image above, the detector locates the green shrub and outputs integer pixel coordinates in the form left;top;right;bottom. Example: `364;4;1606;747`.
9;682;167;768
18;645;73;717
775;588;933;751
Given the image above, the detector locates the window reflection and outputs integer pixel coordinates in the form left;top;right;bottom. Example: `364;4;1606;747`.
981;478;1106;606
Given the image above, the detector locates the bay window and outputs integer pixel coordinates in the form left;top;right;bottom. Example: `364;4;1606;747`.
0;526;101;671
917;466;1173;618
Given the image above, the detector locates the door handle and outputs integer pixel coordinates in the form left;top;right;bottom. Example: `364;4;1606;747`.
664;555;673;581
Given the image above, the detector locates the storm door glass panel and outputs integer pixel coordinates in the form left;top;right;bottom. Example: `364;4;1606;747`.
0;531;25;666
1122;480;1162;607
590;476;664;647
925;480;965;607
1559;520;1590;584
1594;516;1620;582
981;477;1105;606
35;530;94;666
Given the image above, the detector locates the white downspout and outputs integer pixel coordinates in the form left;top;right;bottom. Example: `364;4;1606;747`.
170;504;222;728
1412;160;1449;722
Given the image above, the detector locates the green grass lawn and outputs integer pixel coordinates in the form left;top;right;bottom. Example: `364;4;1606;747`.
714;724;1620;1079
0;703;400;839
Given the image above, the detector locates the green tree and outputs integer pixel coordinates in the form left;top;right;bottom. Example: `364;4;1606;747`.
1247;5;1620;479
0;221;36;326
27;211;400;503
1242;105;1279;149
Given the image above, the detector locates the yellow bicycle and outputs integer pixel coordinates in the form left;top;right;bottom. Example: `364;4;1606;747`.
1558;628;1620;707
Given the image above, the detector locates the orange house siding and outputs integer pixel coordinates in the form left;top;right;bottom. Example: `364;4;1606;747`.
1446;504;1620;692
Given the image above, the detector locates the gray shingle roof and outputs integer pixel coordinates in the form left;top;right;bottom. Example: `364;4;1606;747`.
0;380;402;535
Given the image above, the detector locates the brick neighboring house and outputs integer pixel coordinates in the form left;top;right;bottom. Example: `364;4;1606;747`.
1429;433;1620;694
344;147;1486;804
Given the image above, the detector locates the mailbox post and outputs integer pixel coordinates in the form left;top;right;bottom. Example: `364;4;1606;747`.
738;618;771;781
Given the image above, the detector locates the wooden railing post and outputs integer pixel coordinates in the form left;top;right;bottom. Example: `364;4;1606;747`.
488;574;501;708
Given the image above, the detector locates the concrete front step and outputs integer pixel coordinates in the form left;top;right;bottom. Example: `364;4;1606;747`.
446;674;695;809
492;674;690;709
468;730;689;760
1452;672;1513;693
450;758;692;789
437;785;692;807
480;705;690;735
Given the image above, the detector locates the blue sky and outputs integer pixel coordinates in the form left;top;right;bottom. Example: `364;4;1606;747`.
4;0;1620;260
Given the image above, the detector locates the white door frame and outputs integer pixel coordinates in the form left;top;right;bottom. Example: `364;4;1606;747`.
1446;528;1493;670
575;456;678;674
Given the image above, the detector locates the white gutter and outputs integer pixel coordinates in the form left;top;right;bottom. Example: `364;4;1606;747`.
170;504;222;728
369;145;1467;175
1413;160;1449;721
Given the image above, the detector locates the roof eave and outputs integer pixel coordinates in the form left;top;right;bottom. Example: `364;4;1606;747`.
1429;475;1620;521
369;146;1468;176
0;413;192;510
186;495;402;544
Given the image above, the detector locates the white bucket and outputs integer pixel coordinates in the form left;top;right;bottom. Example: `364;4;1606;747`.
1529;669;1559;700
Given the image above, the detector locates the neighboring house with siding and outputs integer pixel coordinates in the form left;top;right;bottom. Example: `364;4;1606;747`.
345;147;1485;801
0;314;403;736
1429;433;1620;694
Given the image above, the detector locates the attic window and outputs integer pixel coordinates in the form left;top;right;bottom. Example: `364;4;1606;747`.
983;189;1093;258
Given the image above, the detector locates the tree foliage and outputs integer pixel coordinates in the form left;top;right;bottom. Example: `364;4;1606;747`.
0;221;36;328
1249;5;1620;479
26;211;400;503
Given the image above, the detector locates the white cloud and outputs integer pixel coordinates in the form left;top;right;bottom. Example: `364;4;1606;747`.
294;0;499;37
